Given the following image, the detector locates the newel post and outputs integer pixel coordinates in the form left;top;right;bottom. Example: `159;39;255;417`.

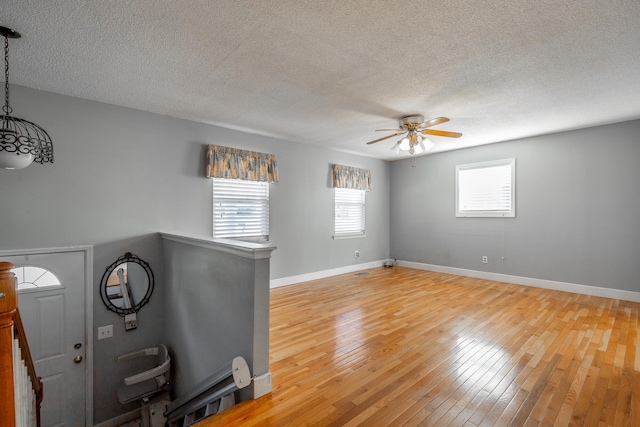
0;261;17;427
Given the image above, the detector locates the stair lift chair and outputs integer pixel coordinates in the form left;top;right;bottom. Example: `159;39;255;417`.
117;345;171;427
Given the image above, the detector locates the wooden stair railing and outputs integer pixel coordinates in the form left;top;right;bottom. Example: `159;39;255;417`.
1;262;43;427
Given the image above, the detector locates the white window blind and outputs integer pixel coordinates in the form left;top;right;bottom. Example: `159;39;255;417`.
456;158;515;217
213;178;270;239
334;188;366;237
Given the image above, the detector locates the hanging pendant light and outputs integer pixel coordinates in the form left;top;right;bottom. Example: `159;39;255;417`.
0;26;52;170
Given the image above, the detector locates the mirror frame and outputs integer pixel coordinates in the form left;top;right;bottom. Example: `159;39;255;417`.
100;252;154;316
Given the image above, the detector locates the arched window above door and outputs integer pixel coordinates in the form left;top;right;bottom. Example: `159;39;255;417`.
11;266;61;291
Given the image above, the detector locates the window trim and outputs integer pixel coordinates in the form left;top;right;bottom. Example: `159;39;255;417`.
333;187;367;239
455;158;515;218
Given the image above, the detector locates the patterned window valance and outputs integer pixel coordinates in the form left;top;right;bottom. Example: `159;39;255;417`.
206;145;279;182
332;164;372;191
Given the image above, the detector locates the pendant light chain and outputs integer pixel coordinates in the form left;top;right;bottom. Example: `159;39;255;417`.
3;34;10;115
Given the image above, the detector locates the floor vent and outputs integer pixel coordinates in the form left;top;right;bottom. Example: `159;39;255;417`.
355;272;369;276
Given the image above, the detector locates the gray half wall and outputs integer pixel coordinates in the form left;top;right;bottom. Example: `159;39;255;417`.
161;234;275;399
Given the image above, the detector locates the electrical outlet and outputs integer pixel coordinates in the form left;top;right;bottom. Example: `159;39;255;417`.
354;250;360;258
482;256;488;264
125;313;138;331
97;325;113;340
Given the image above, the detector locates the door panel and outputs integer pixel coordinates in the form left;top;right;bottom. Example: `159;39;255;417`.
34;294;65;359
4;250;87;427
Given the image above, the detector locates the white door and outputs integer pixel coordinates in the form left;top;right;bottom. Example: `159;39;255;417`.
3;249;89;427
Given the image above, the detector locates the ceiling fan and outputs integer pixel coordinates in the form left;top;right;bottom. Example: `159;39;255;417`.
366;115;462;155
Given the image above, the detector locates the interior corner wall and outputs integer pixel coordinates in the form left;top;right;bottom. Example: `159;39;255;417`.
0;85;389;423
389;119;640;293
92;234;166;423
268;142;390;279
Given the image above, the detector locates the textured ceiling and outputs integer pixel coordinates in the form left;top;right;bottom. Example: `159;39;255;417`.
2;1;640;160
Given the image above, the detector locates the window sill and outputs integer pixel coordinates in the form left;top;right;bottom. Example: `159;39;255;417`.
333;233;367;240
229;237;270;244
456;212;515;218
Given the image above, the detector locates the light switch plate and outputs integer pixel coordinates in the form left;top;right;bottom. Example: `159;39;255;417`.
98;325;113;340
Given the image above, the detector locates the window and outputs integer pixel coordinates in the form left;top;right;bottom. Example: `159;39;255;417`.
456;158;515;217
11;266;62;292
213;178;270;240
334;188;366;238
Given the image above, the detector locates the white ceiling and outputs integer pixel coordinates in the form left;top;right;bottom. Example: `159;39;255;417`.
2;1;640;160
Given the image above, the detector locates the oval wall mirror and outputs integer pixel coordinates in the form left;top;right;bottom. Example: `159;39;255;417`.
100;252;154;316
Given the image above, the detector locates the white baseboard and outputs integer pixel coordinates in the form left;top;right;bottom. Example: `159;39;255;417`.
271;259;640;302
252;371;272;398
270;260;388;288
399;260;640;303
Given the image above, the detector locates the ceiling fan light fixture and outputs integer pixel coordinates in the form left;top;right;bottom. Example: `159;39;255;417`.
421;138;435;152
396;131;433;155
0;26;53;171
411;141;424;155
398;136;410;151
365;114;461;155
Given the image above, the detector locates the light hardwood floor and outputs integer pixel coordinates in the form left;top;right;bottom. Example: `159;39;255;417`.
199;267;640;426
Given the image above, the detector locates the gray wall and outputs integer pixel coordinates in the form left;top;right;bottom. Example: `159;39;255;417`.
390;119;640;292
0;86;389;423
0;86;390;278
269;142;390;277
93;235;165;423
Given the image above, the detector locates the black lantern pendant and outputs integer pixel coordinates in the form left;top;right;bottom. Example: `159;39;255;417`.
0;26;53;170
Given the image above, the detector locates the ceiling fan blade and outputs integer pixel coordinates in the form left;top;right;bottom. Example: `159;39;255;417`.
420;117;450;129
375;129;401;132
366;132;406;145
423;129;462;138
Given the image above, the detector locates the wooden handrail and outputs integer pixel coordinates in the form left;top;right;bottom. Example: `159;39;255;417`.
0;261;43;427
0;261;18;426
